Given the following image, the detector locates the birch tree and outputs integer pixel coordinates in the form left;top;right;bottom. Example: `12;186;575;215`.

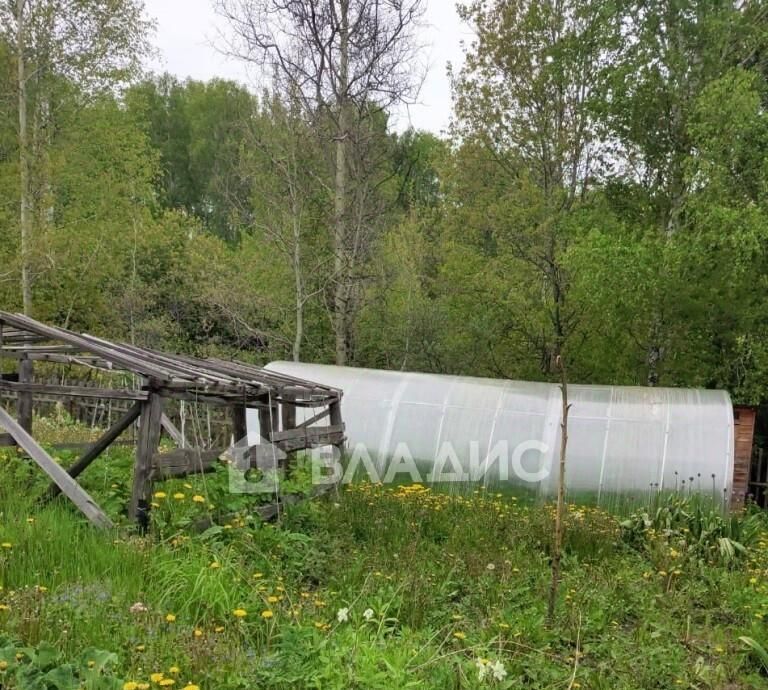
216;0;426;365
1;0;151;314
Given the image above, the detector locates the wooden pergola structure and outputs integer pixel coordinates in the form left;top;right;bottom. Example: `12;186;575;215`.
0;311;345;529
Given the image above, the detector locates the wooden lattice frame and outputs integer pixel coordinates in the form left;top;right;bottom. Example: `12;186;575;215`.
0;311;345;528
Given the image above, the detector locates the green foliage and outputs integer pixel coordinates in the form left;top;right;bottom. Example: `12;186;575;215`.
4;449;768;688
620;494;766;567
0;636;122;690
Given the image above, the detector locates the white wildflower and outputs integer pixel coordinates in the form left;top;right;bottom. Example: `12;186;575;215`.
491;660;507;681
475;658;489;682
363;608;375;621
486;563;495;571
129;602;148;614
336;607;349;623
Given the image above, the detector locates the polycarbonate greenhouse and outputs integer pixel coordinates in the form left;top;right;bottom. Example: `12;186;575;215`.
251;362;736;502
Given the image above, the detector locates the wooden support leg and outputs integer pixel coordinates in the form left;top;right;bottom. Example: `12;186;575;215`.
232;405;247;445
329;398;344;490
281;394;297;474
0;407;112;528
42;401;142;503
258;407;273;443
17;357;33;434
329;398;344;458
130;393;164;531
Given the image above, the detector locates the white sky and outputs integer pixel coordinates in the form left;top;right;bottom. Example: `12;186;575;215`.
142;0;472;135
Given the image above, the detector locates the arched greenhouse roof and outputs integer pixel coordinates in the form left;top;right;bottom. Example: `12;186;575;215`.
257;362;735;500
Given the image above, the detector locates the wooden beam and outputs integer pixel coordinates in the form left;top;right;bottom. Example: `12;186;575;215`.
160;413;187;448
273;425;346;453
0;313;174;381
42;402;142;503
130;393;164;529
0;380;148;401
17;357;33;434
151;447;222;479
0;407;112;528
295;407;330;430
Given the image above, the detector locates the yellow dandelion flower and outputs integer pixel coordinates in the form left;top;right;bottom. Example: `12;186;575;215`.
150;672;165;683
0;660;8;671
183;685;200;690
252;572;264;579
193;628;203;638
169;666;180;675
135;644;145;652
233;608;247;618
137;685;150;690
209;562;221;569
159;680;175;687
261;609;274;619
453;631;466;640
123;683;139;690
165;613;176;623
214;625;224;632
173;492;185;500
192;495;205;503
153;492;166;500
267;595;279;603
1;543;12;549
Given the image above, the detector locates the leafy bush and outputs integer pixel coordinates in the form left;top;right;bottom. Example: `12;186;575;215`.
620;494;765;566
0;637;122;690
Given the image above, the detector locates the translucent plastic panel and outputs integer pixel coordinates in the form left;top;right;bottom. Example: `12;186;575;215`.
386;401;443;463
569;386;613;420
261;362;735;500
600;420;666;493
561;418;609;493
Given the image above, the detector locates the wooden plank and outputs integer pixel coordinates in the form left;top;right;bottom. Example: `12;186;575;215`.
295;407;330;429
0;351;116;368
130;393;164;527
161;413;187;448
0;381;148;401
0;407;112;528
42;402;142;503
0;313;173;382
274;426;346;453
151;447;222;479
17;357;33;433
270;424;345;444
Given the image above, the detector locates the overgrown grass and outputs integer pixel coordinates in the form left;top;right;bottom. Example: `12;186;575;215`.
2;429;768;688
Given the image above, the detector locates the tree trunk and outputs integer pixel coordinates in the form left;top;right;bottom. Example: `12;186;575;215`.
292;210;303;362
16;0;32;316
333;0;350;366
547;354;570;624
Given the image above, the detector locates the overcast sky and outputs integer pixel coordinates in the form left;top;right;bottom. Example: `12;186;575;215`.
142;0;471;135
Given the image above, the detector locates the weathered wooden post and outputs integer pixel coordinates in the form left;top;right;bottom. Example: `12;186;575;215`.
232;405;247;444
130;391;163;531
280;392;297;473
17;355;33;434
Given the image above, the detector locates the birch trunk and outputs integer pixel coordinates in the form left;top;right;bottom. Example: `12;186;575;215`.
333;0;350;366
16;0;33;316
